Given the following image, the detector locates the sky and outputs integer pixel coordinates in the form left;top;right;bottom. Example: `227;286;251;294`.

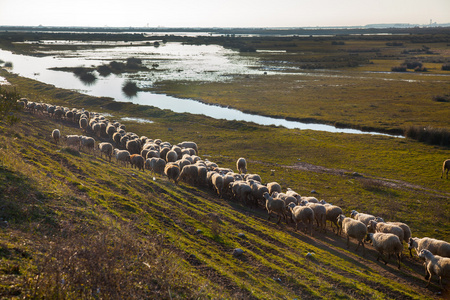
0;0;449;28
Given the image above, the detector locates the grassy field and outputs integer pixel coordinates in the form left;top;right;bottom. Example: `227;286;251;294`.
0;69;449;299
0;30;449;298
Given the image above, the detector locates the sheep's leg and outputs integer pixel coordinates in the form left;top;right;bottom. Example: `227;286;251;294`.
425;271;432;287
276;215;281;225
396;253;401;269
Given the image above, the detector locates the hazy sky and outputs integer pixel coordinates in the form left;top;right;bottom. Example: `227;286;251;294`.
1;0;449;28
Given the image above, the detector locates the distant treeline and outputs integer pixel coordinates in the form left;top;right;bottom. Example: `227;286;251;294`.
1;25;450;36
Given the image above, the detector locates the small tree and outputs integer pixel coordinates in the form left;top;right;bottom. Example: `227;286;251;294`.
0;86;21;125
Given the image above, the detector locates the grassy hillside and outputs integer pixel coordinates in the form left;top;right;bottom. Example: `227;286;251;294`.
0;72;449;299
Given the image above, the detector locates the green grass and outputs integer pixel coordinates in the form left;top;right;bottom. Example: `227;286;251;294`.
0;74;448;298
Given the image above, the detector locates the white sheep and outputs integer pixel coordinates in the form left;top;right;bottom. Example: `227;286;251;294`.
177;141;198;155
51;129;60;145
97;142;113;162
64;135;81;150
289;203;314;236
306;202;327;233
350;210;376;226
441;159;450;179
337;214;367;255
211;173;224;198
366;233;403;269
80;136;95;154
177;164;199;185
324;203;343;234
114;149;131;167
166;149;178;163
367;220;404;245
408;237;450;258
164;163;180;184
418;249;450;289
266;182;282;195
250;181;269;206
263;192;287;225
236;157;247;174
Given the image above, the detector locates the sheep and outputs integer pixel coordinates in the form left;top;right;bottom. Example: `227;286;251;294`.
244;173;262;183
51;129;60;145
408;237;450;258
80;136;95;154
441;159;450;179
112;132;122;146
250;181;269;206
166;149;178;163
266;182;282;195
211;173;224;198
177;141;198;155
337;214;367;255
197;165;208;186
289;203;314;236
97;142;113;162
366;233;403;269
222;174;236;197
79;117;88;132
106;124;117;138
367;220;404;245
148;157;166;176
418;249;450;289
306;202;327;233
236;157;247;174
91;122;101;137
64;135;81;150
301;196;319;203
324;203;343;234
230;181;253;205
263;192;287;225
380;221;411;252
164;163;180;184
350;210;376;226
177;164;199;185
130;154;145;171
126;139;141;155
114;149;131;167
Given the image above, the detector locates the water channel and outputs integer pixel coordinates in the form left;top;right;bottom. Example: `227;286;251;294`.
0;44;400;137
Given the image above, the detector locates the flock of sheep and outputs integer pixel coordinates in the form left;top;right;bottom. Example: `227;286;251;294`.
20;98;450;291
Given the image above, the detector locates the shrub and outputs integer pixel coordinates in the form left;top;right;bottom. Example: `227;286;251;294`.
97;65;112;76
404;60;422;69
442;64;450;71
122;81;139;97
391;66;407;72
433;95;450;102
404;125;450;147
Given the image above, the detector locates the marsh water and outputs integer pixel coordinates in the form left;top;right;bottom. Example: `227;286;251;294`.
0;43;398;136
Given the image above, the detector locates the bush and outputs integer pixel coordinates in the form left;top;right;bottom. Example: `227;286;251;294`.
442;64;450;71
391;66;407;72
433;95;450;102
97;65;112;76
404;125;450;147
404;60;423;69
0;86;21;125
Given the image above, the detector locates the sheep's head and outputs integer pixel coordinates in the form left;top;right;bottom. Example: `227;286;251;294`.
418;249;431;259
350;210;358;218
407;237;416;250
